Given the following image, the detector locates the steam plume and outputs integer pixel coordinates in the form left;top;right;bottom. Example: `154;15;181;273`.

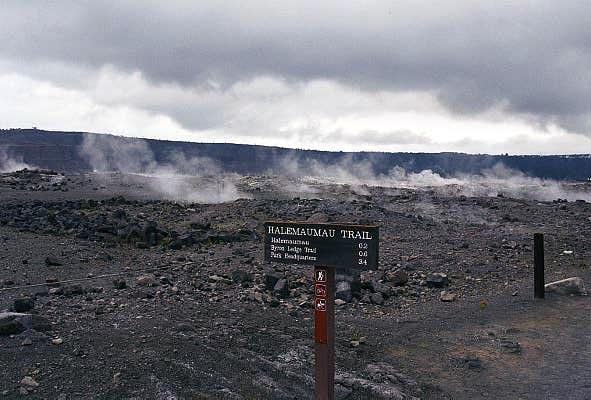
0;148;35;173
278;155;591;202
79;134;241;203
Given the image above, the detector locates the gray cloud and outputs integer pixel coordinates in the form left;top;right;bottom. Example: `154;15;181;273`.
320;130;432;146
1;1;590;135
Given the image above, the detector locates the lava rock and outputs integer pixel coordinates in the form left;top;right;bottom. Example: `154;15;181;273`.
136;274;157;287
385;269;409;286
175;322;195;332
273;279;289;298
360;276;377;292
159;276;172;286
112;209;127;219
49;287;64;296
498;338;521;354
30;315;51;332
113;279;127;289
426;273;450;288
63;284;85;296
545;277;587;296
440;291;457;302
0;313;26;336
189;216;211;230
360;270;382;287
463;356;483;370
336;281;353;303
178;233;195;246
13;297;35;312
208;275;232;284
349;274;362;295
335;384;353;399
370;292;385;305
502;214;519;223
0;313;50;335
336;273;361;293
168;239;184;250
20;376;39;388
372;281;392;298
231;269;254;283
264;271;282;291
44;256;62;266
307;212;329;223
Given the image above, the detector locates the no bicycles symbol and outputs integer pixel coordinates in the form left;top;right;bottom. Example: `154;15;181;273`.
315;284;327;297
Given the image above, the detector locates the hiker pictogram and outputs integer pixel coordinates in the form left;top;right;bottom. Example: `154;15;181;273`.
316;270;327;282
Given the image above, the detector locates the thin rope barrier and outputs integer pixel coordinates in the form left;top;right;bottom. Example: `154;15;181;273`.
0;255;234;293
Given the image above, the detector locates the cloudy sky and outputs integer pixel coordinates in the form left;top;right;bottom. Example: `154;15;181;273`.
1;1;590;154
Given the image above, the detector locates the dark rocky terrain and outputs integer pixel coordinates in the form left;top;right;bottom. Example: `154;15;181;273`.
1;169;591;399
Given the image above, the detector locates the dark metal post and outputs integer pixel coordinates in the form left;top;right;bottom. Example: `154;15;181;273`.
534;233;545;299
314;266;335;400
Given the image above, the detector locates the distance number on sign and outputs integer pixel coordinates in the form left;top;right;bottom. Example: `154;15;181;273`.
358;242;369;266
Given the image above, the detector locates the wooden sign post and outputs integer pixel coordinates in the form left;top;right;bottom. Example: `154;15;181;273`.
264;221;379;400
534;233;545;299
314;265;335;399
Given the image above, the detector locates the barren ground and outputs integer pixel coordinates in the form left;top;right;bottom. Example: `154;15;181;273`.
1;171;590;399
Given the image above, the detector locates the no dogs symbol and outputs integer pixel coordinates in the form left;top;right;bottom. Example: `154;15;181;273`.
315;298;327;311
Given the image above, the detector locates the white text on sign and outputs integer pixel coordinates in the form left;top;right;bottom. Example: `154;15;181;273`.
267;225;373;240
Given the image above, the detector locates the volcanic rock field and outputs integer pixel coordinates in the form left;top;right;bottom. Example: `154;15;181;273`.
1;169;591;399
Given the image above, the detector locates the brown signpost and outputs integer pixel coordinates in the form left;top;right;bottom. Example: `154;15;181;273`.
264;221;379;400
534;233;545;299
313;265;335;399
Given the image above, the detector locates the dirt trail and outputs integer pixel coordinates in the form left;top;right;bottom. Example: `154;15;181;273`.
348;279;591;399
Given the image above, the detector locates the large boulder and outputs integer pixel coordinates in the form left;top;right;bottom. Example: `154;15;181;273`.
545;277;587;296
0;313;51;336
0;313;26;335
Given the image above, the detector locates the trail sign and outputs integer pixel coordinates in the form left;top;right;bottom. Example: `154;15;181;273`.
263;221;379;400
264;221;379;270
